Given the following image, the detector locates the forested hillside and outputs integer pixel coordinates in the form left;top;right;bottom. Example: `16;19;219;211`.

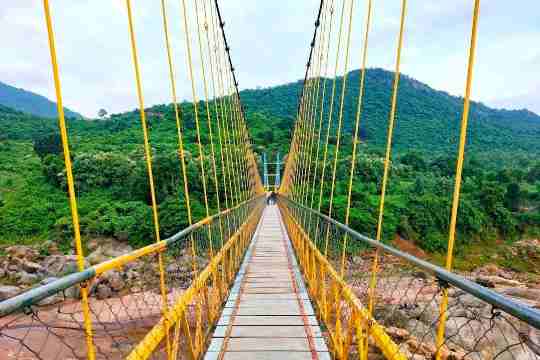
241;68;540;154
0;69;538;273
0;81;81;119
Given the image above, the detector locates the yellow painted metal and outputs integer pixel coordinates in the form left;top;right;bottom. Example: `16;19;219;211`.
326;0;354;222
94;241;166;275
159;0;194;231
342;0;372;275
42;1;96;358
316;0;347;246
303;0;330;210
368;0;407;318
279;201;407;360
127;199;264;360
194;0;224;241
435;1;481;358
124;1;172;357
309;0;335;215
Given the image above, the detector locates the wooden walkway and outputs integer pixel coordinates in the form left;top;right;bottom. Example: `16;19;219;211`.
204;205;330;360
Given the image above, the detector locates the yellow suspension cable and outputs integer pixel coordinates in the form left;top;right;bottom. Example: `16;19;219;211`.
194;0;222;219
317;0;346;221
159;0;193;227
368;0;407;317
124;1;172;358
302;3;329;207
203;0;229;211
209;3;234;212
341;0;372;275
42;1;96;358
435;1;481;358
309;0;335;212
180;0;212;222
327;0;355;223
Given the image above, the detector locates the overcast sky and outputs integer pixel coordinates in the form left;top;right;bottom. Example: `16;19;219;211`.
1;1;539;118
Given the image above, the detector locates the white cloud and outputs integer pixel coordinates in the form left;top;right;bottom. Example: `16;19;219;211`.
0;0;538;117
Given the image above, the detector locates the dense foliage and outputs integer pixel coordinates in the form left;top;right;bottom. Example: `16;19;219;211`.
0;69;538;271
0;81;81;119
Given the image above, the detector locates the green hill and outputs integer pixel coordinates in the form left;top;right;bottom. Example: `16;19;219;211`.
0;81;82;119
0;71;538;270
241;68;540;154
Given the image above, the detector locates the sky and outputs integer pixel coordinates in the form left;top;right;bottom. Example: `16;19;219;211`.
1;1;539;118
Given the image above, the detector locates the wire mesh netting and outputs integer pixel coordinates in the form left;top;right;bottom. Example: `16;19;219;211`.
0;197;265;360
279;197;540;360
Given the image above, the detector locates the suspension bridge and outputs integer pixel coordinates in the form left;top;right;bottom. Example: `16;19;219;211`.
0;0;539;359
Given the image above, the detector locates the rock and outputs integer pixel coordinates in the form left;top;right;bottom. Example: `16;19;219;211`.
0;285;21;300
96;284;112;299
475;275;522;288
5;246;38;260
386;326;410;341
405;338;436;356
39;240;61;255
503;287;540;301
103;270;124;291
352;256;362;265
64;285;80;299
87;239;100;252
0;268;5;278
40;277;59;285
87;248;108;265
43;255;89;276
18;272;39;285
23;261;44;274
115;231;129;242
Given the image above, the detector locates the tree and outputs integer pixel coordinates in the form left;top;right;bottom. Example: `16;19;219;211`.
504;182;521;211
98;108;108;119
33;132;62;159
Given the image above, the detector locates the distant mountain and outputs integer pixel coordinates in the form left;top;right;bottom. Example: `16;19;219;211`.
0;80;82;119
239;68;540;154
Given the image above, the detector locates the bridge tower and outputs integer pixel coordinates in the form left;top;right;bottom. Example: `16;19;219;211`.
263;152;282;191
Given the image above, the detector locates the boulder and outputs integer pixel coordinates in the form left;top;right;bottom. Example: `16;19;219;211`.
87;248;108;265
103;270;124;291
23;261;44;274
475;275;522;288
39;240;61;255
503;287;540;301
96;284;112;300
18;272;39;285
5;246;38;260
0;285;21;300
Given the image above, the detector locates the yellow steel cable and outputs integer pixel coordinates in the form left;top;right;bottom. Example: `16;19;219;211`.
435;1;481;358
317;0;346;220
368;0;407;316
213;18;238;206
159;0;193;227
295;79;312;202
226;74;245;203
310;0;335;212
205;0;230;211
194;0;222;216
221;79;240;205
327;0;355;223
299;57;320;203
341;0;372;275
233;94;253;199
124;1;172;358
302;6;328;207
42;2;96;358
229;79;249;201
180;0;212;223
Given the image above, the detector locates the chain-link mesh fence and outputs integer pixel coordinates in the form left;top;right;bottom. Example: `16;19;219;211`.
0;196;265;359
279;196;540;360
